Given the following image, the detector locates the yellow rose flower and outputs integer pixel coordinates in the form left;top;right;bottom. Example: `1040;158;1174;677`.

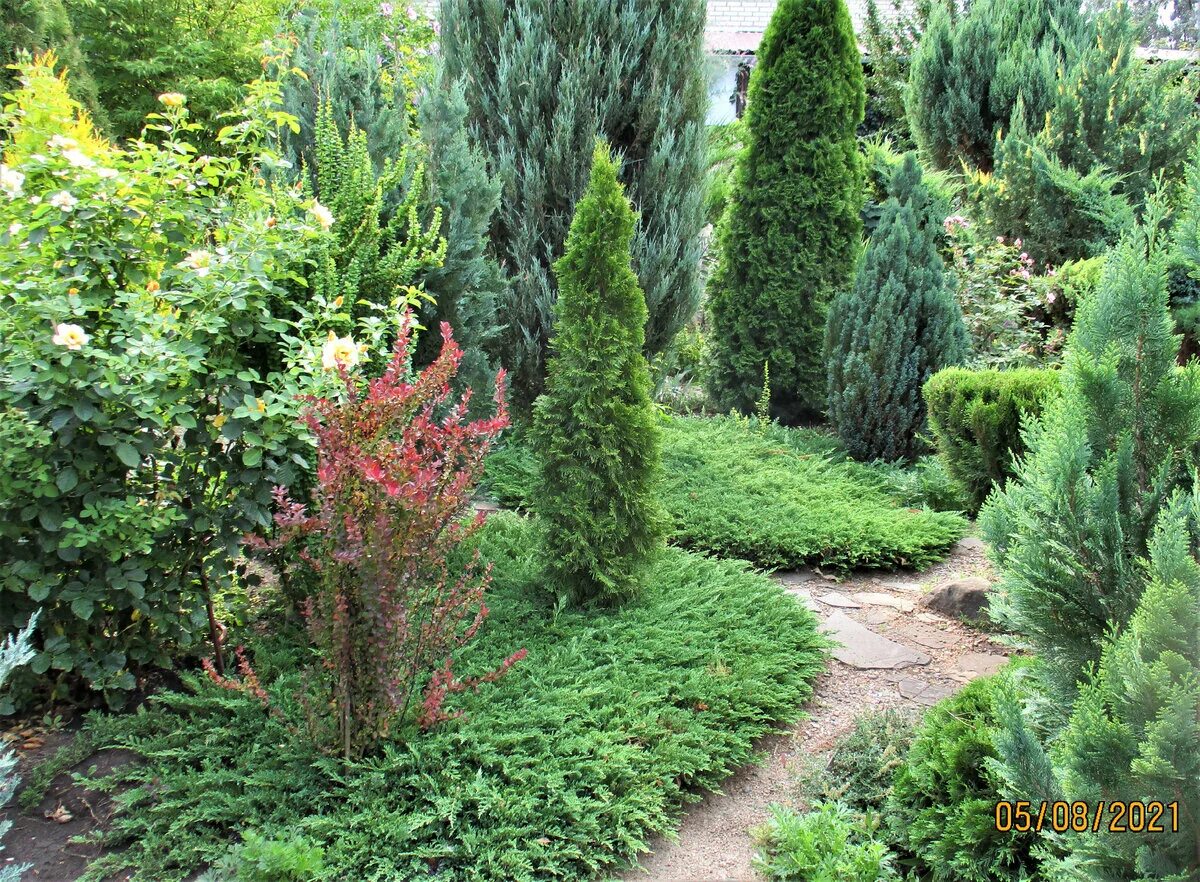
309;200;335;231
52;322;89;350
322;333;360;371
158;92;186;108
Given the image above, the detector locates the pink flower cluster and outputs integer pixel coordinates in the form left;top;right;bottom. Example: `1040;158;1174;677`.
1007;240;1035;281
943;214;970;233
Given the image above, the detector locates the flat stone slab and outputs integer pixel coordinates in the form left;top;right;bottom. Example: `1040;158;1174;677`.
851;592;916;612
889;620;958;650
817;593;861;609
783;587;817;611
915;612;944;625
956;537;986;552
955;651;1009;680
880;580;924;593
866;608;900;627
825;611;932;670
898;677;957;706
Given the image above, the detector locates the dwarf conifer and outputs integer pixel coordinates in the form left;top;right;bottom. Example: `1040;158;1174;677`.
532;143;665;606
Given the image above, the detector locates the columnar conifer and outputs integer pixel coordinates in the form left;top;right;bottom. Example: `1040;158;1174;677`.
826;154;968;462
981;215;1200;699
706;0;865;422
532;143;665;606
440;0;708;412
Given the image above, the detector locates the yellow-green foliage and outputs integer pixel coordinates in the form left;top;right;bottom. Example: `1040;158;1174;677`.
532;144;666;605
2;50;107;163
923;366;1061;513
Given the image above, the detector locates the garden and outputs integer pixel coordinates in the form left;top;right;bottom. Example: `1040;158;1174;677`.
0;0;1196;880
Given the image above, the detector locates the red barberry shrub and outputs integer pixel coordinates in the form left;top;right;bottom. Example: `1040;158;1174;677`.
250;314;520;758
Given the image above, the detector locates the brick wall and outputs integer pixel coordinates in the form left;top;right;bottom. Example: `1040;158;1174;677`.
708;0;910;35
706;0;778;33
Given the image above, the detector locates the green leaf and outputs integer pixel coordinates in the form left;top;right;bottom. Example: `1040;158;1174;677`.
56;468;79;493
70;597;94;620
115;443;141;468
242;447;263;468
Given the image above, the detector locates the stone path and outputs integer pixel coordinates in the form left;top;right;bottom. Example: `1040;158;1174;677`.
616;537;1011;882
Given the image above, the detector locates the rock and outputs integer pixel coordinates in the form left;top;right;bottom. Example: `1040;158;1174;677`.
923;576;991;622
889;620;959;650
955;651;1009;680
851;592;916;613
915;612;943;625
955;537;986;552
824;611;931;670
898;677;957;706
866;608;900;627
881;580;923;593
817;593;861;609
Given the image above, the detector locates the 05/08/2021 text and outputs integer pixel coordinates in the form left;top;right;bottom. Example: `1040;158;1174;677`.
994;800;1181;834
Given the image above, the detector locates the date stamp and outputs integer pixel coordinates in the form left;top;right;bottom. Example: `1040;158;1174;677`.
994;801;1181;834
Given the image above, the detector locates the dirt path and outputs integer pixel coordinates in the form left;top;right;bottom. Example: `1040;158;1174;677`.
617;537;1012;882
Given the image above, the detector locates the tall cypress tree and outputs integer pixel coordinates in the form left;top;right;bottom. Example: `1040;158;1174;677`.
415;70;505;408
440;0;708;412
706;0;865;422
826;154;968;462
531;143;665;607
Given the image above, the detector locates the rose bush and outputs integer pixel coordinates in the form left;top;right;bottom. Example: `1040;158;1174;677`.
944;218;1065;367
0;54;423;704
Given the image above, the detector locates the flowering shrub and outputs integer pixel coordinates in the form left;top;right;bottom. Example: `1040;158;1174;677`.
0;55;395;704
944;219;1064;367
250;315;519;758
374;1;440;101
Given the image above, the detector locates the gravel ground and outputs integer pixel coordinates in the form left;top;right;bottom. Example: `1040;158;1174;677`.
616;536;1012;882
